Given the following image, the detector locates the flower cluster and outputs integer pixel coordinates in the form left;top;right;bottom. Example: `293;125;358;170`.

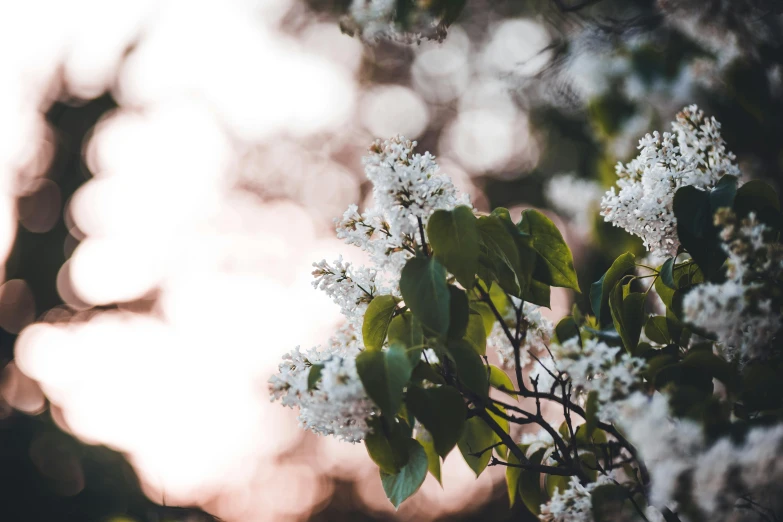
550;338;646;420
619;393;705;509
620;392;783;518
683;211;783;359
269;327;377;442
601;105;741;256
334;137;468;284
363;136;469;239
539;475;615;522
312;257;383;328
271;112;783;518
271;136;465;442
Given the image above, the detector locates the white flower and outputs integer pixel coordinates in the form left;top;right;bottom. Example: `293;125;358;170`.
521;429;555;461
363;136;469;241
269;326;377;442
618;392;704;509
601;105;740;256
549;338;645;421
691;424;783;517
311;257;382;328
683;281;780;359
682;212;782;359
492;302;553;370
272;137;470;442
333;136;469;285
539;474;615;522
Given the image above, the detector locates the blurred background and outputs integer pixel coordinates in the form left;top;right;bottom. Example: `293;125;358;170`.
0;0;781;520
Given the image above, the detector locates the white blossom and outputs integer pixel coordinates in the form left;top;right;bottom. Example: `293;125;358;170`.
618;392;704;509
492;302;553;370
269;326;376;442
683;212;782;359
683;280;780;359
692;425;783;517
549;338;645;420
363;136;469;241
601;105;740;256
271;137;469;442
539;474;615;522
311;257;382;328
333;136;469;285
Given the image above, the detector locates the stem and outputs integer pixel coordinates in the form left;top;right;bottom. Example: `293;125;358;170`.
492;392;650;485
475;284;529;393
474;279;649;487
644;274;659;295
417;216;429;256
488;457;583;476
474;408;529;464
625;485;650;522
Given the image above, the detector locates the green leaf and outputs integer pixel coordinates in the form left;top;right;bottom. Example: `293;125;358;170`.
489;365;516;399
447;339;489;398
506;444;525;508
380;439;429;509
365;417;410;474
405;386;466;457
681;349;736;390
734;179;782;229
518;209;580;291
660;258;676;290
415;430;441;484
507;445;545;513
489;405;510;442
554;316;580;345
590;252;635;324
457;416;495;476
465;312;488;355
591;483;628;522
518;448;545;515
527;279;551;308
487;280;511;315
477;216;522;296
427;206;480;289
307;363;325;391
673;186;725;277
493;208;538;296
363;295;400;351
655;261;703;313
609;285;645;354
411;360;446;385
644;316;670;345
545;473;569;499
655;274;675;310
642;351;679;382
470;302;495;340
447;286;470;340
710;175;738;212
388;312;424;352
356;343;414;416
584;391;599;437
400;257;451;336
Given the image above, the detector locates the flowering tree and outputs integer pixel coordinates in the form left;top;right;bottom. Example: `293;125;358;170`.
270;107;782;521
